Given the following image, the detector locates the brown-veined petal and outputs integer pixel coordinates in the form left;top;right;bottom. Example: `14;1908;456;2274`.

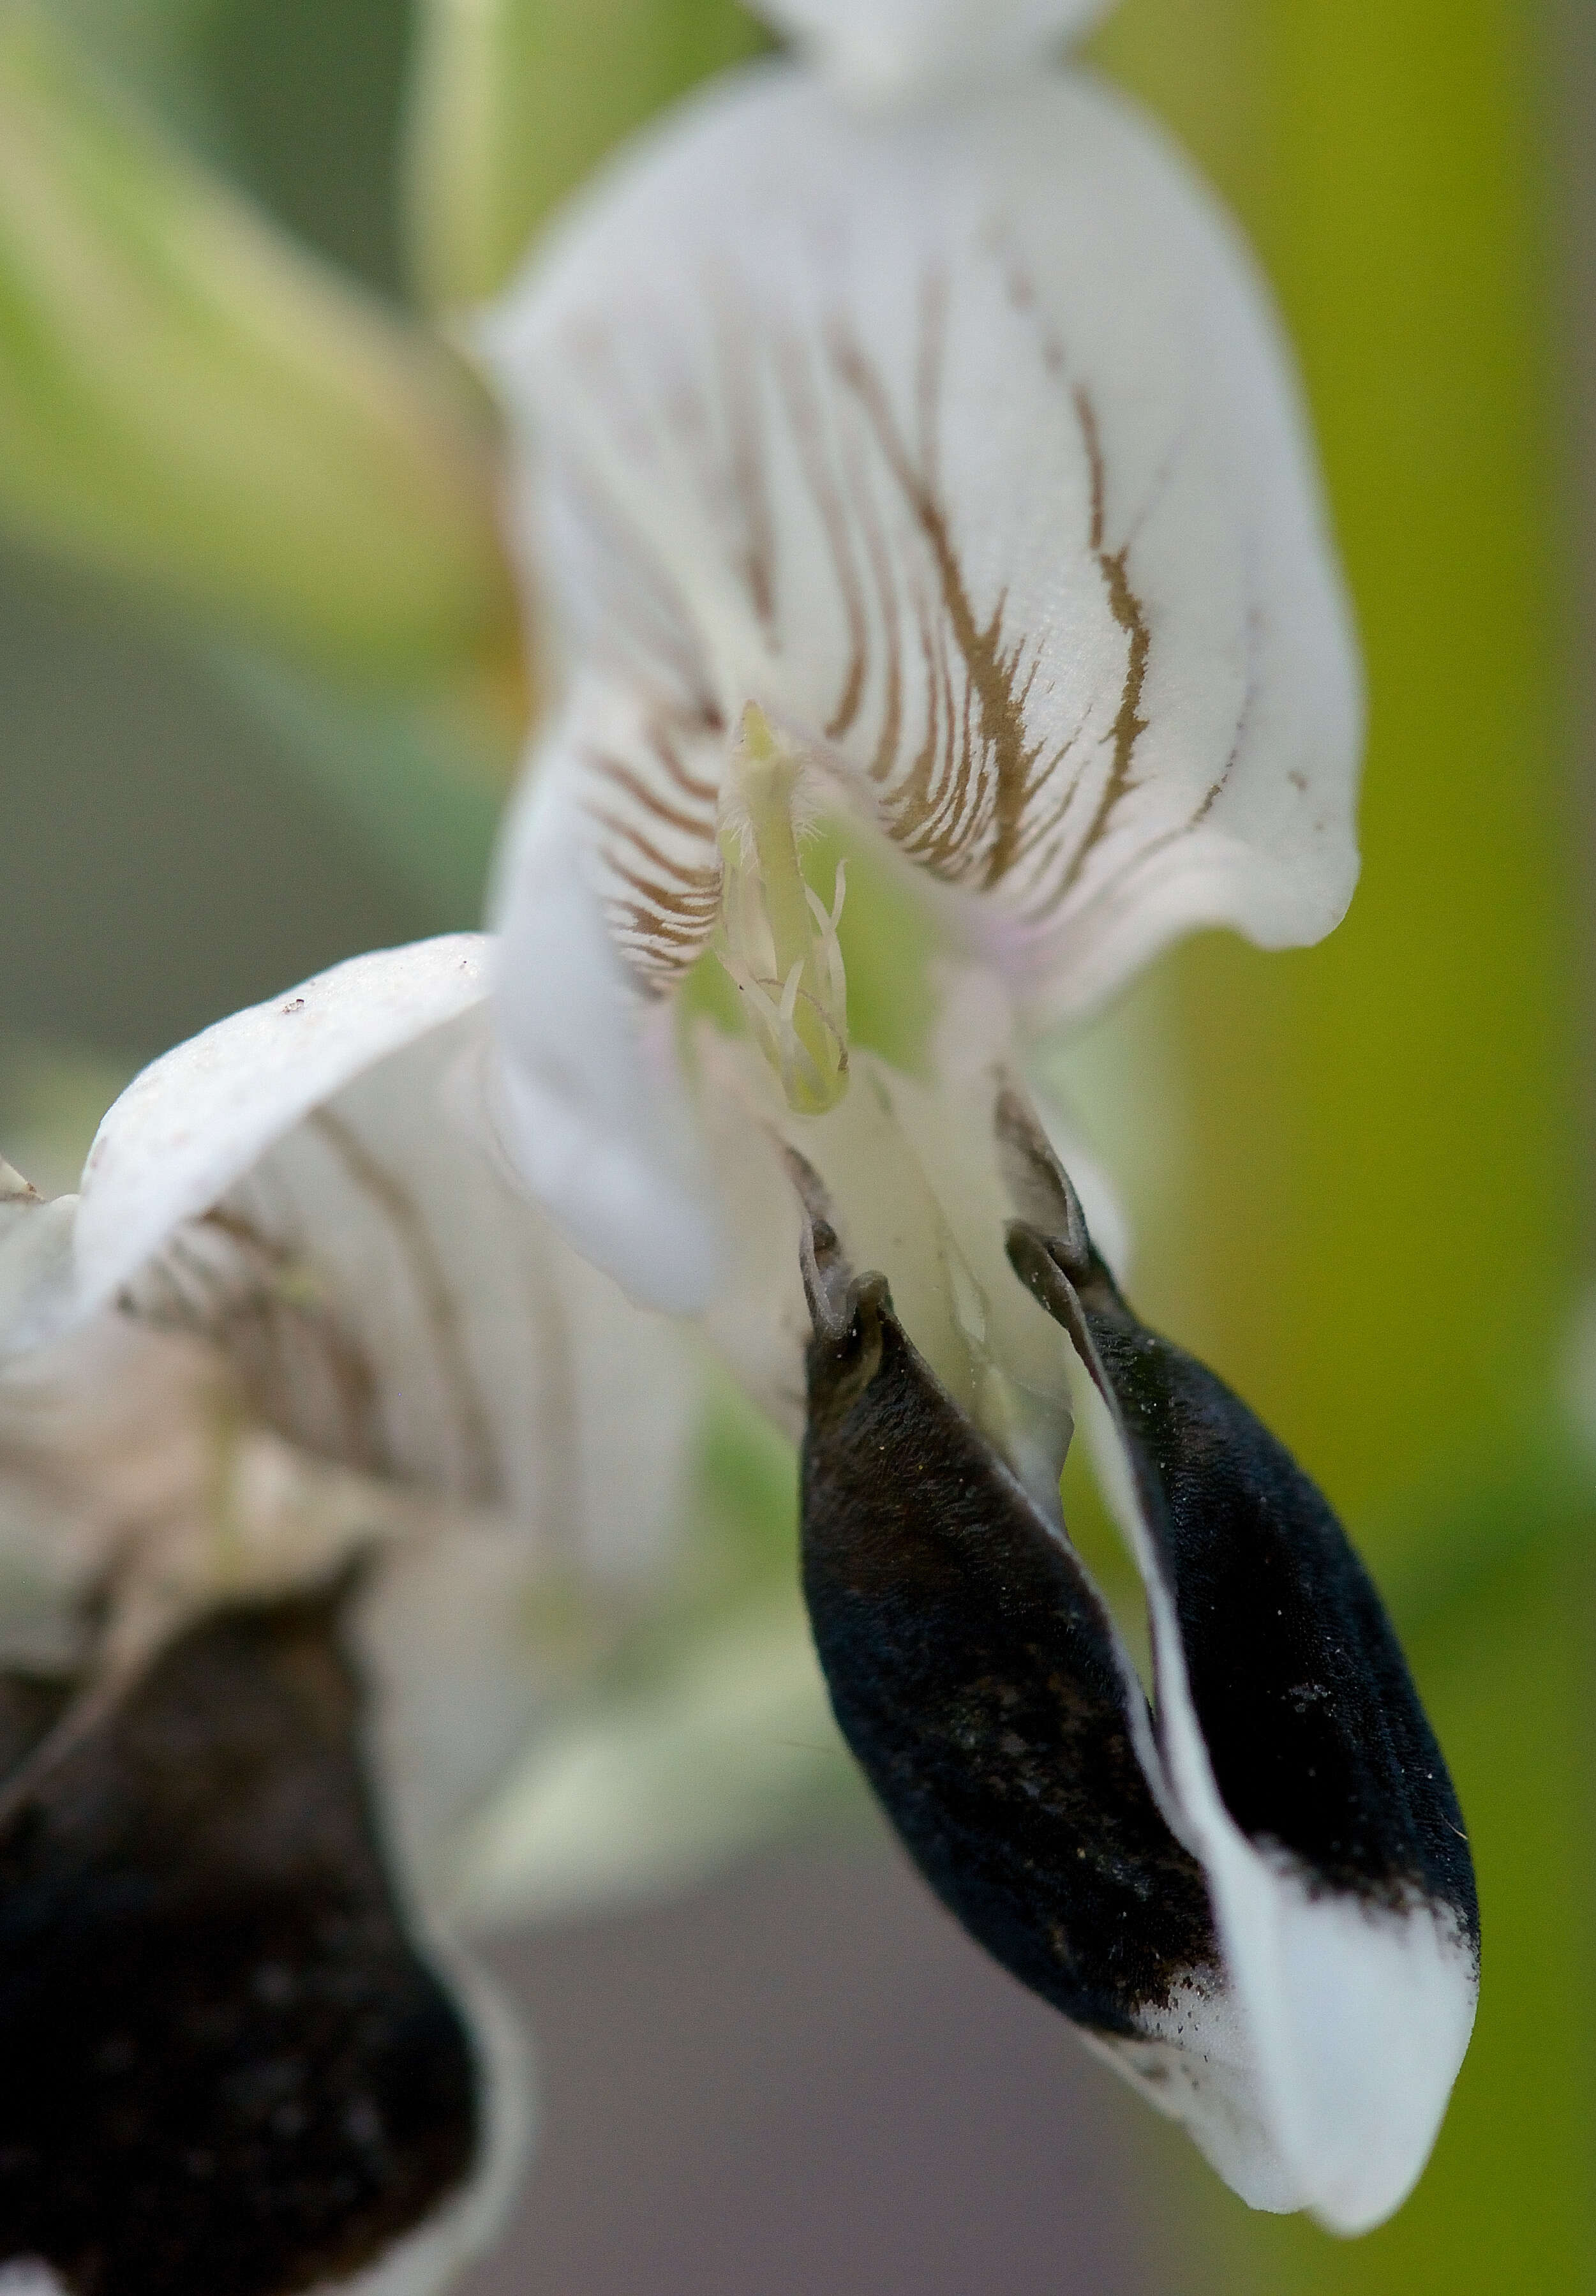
3;938;692;1569
0;938;697;1876
484;61;1360;1031
0;944;704;2291
489;721;727;1311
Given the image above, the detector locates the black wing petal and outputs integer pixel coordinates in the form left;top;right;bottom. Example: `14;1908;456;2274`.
999;1095;1477;1950
800;1222;1218;2038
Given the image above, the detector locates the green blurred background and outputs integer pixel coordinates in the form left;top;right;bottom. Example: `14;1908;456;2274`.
0;0;1590;2288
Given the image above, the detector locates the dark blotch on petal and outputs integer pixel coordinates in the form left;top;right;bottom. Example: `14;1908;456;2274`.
802;1270;1218;2037
0;1588;477;2296
1006;1216;1479;1951
0;1673;76;1790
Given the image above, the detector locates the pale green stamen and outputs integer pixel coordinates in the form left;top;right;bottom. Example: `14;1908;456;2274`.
717;703;849;1116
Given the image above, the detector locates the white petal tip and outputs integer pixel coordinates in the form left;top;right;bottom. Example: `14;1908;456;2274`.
1090;1885;1477;2235
1270;1887;1478;2235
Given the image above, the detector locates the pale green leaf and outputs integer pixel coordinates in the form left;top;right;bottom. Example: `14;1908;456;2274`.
0;3;523;694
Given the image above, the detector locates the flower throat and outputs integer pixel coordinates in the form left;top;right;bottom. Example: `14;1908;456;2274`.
717;703;850;1116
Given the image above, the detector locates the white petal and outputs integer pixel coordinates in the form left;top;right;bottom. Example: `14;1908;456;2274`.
931;963;1135;1279
0;1190;77;1358
3;957;704;1902
490;712;726;1314
9;933;697;1589
484;64;1359;1028
69;938;489;1319
747;0;1116;102
116;996;697;1574
455;1590;849;1928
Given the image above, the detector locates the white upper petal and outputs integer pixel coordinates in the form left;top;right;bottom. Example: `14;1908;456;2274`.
746;0;1117;101
484;63;1361;1029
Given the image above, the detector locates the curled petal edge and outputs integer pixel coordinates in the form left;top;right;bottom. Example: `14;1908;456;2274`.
489;732;726;1316
26;939;493;1352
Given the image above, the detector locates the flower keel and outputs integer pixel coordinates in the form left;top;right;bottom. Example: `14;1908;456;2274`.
794;1097;1478;2232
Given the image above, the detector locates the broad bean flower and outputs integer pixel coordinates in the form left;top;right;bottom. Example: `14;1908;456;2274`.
0;938;694;2296
479;0;1475;2240
481;0;1360;1317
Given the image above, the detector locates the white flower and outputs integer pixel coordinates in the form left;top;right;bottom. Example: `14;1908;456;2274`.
0;937;696;2295
467;0;1481;2243
479;11;1360;1317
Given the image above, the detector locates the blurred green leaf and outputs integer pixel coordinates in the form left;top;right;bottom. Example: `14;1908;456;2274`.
0;1;526;701
38;0;225;151
403;0;770;314
1093;0;1592;2287
211;646;508;927
1094;0;1582;1533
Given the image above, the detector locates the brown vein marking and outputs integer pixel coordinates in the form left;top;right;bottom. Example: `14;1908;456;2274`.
306;1109;501;1506
1004;710;1093;877
586;707;722;980
612;902;718;957
833;399;904;783
604;825;722;983
1051;386;1152;907
713;279;779;635
140;1208;384;1477
596;814;716;898
829;301;1046;890
1191;611;1258;827
597;826;720;906
891;589;945;862
647;720;720;803
773;327;869;742
587;752;715;841
609;892;720;950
